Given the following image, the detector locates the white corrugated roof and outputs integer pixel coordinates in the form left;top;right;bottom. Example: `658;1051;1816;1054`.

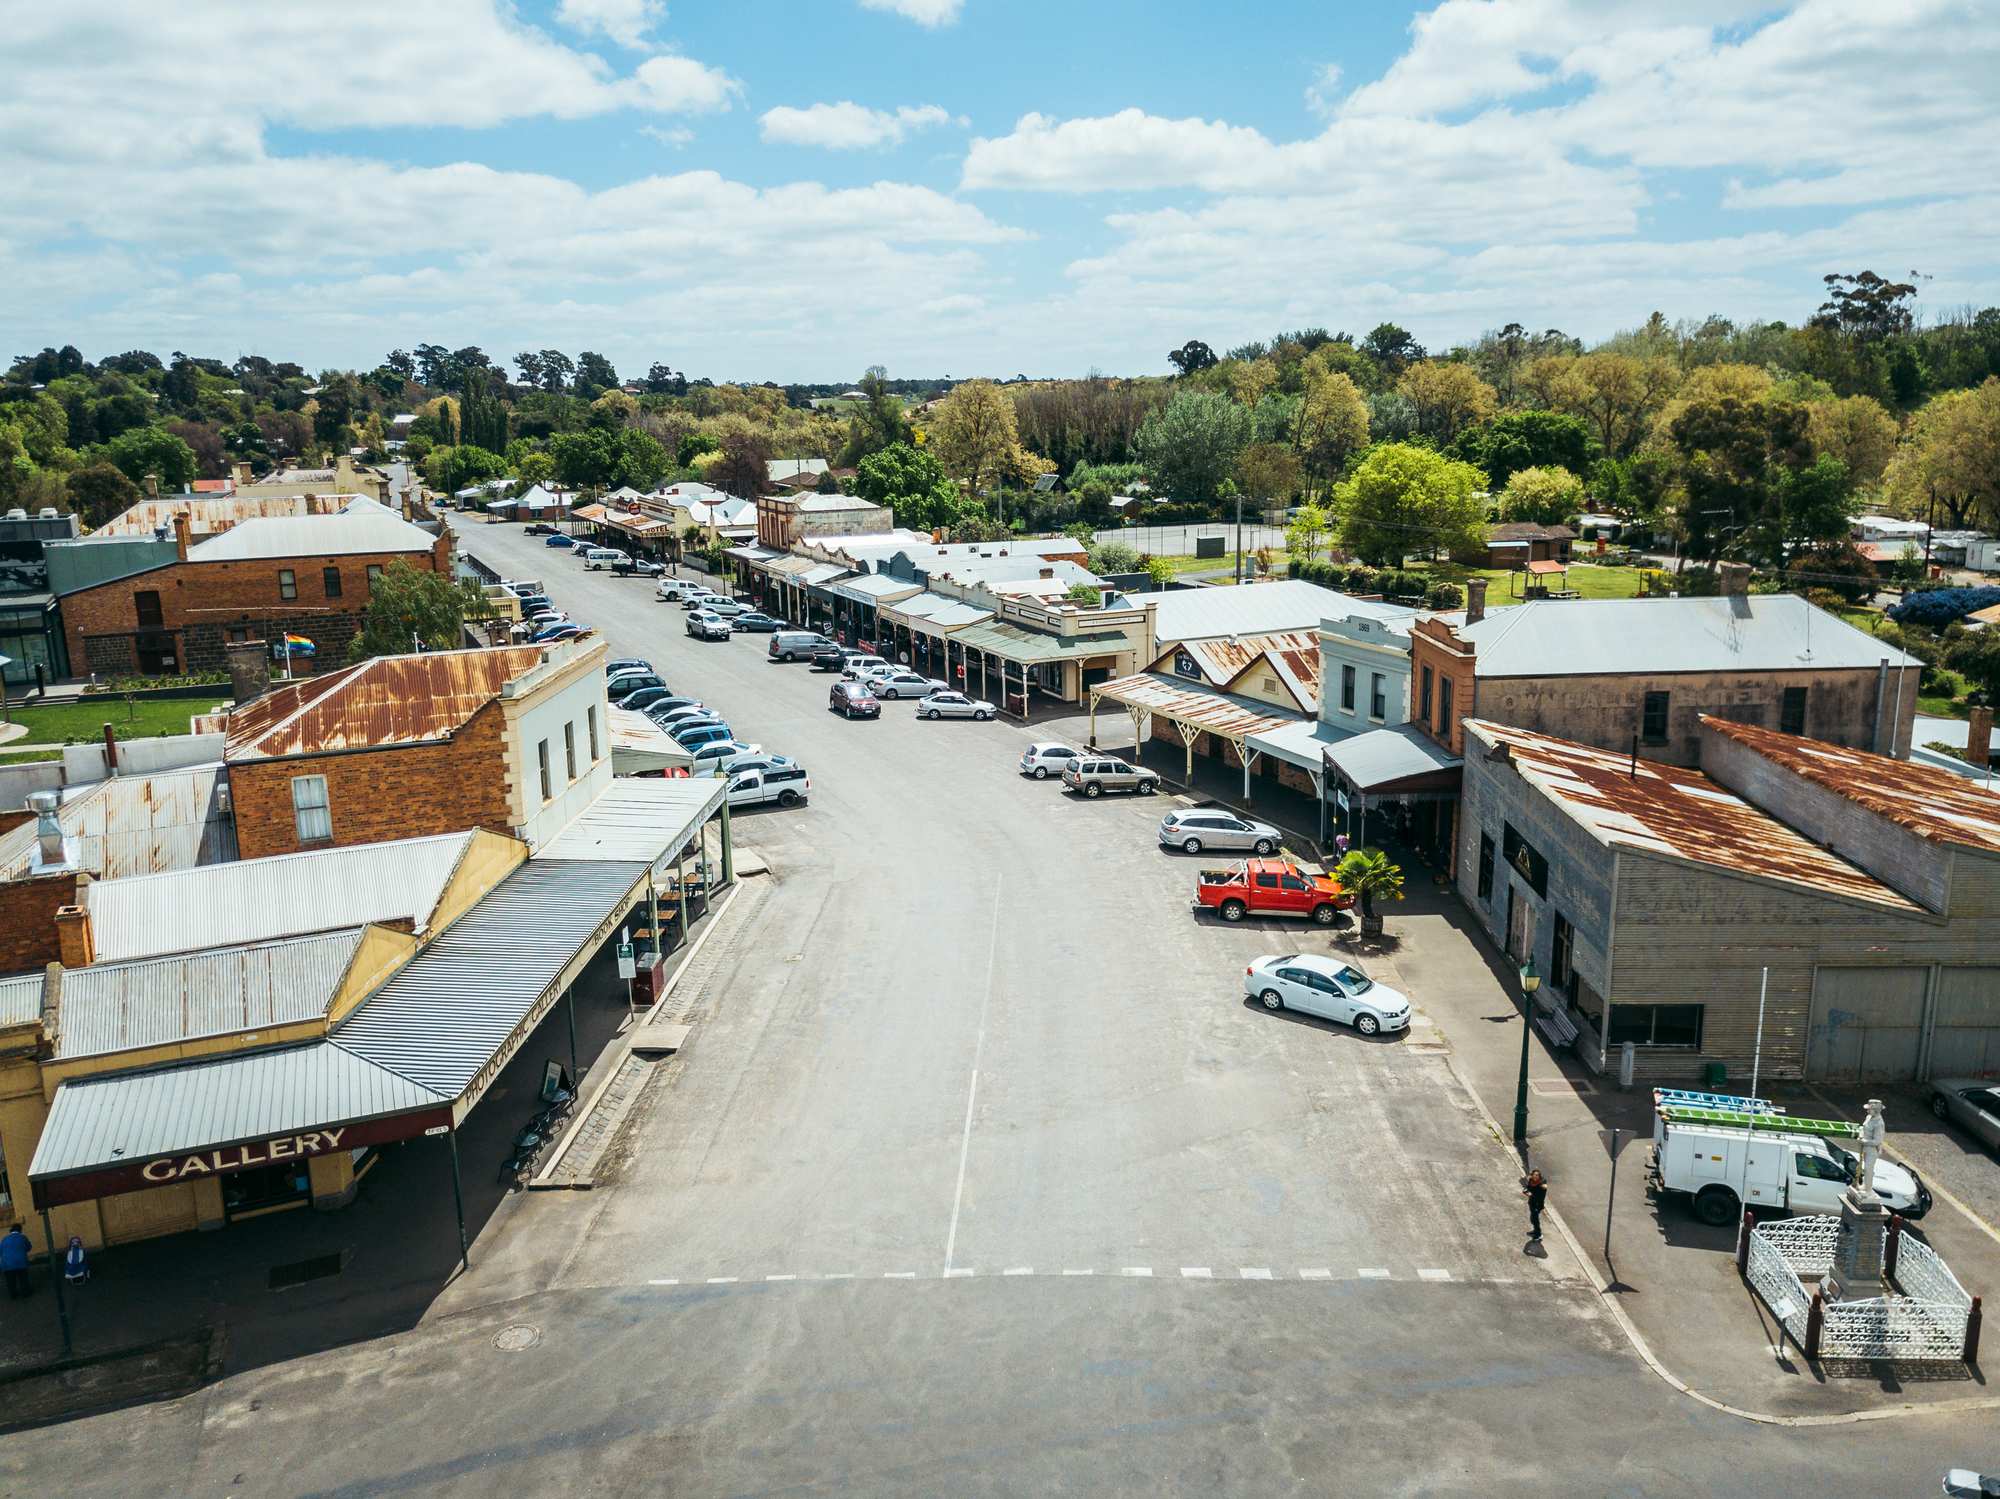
55;929;366;1060
0;973;43;1029
0;765;235;881
535;777;726;863
188;510;438;562
1447;594;1920;677
85;831;478;963
1131;582;1414;644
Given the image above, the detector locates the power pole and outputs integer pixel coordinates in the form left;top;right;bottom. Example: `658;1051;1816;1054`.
1234;492;1244;585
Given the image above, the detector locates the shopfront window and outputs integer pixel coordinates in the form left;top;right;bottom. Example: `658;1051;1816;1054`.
1607;1003;1703;1048
222;1160;311;1217
1477;833;1494;900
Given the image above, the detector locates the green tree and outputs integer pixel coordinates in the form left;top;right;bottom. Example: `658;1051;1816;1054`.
423;443;507;496
348;560;493;662
931;379;1030;494
516;449;555;487
311;373;361;449
1667;391;1812;563
66;461;142;527
1397;360;1497;444
1065;582;1102;607
1497;465;1586;526
1361;324;1425;378
1167;339;1218;376
1134;390;1251;503
1945;628;2000;704
1334;443;1487;567
1285;500;1331;561
574;351;619;397
838;365;911;464
711;429;772;499
1451;409;1597;490
1235;441;1301;506
1292;361;1371;493
1882;377;2000;531
1334;848;1405;924
105;426;197;490
1760;454;1853;560
1087;540;1142;575
855;441;962;532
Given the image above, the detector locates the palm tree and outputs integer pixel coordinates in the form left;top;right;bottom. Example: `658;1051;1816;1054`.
1335;849;1405;933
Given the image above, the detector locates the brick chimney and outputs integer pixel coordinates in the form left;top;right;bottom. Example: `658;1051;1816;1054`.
55;904;94;968
1720;562;1751;596
172;508;192;560
225;639;271;704
1465;577;1487;625
1968;705;1994;773
145;472;160;498
233;461;253;486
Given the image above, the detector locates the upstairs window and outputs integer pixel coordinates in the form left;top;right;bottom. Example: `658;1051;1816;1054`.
1780;686;1808;736
1641;690;1670;744
278;569;297;601
322;566;342;598
291;775;331;843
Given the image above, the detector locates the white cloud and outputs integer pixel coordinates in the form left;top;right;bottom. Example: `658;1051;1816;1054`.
625;54;741;114
859;0;964;27
641;124;695;148
760;102;957;150
555;0;663;49
1304;63;1342;118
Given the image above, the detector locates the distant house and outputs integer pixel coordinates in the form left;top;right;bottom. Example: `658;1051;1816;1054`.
767;457;830;492
1481;521;1574;570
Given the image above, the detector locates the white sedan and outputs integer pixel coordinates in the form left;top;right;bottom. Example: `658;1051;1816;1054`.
1242;954;1411;1036
1018;742;1080;779
919;690;995;721
873;669;946;700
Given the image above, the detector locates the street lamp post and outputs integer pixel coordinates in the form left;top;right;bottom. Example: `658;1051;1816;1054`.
1513;958;1540;1151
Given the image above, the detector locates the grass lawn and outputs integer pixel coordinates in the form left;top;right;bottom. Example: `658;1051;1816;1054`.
6;693;220;745
0;748;62;766
1399;560;1650;606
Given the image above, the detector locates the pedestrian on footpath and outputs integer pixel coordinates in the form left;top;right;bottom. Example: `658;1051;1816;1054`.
64;1235;89;1286
1;1222;32;1299
1522;1170;1548;1243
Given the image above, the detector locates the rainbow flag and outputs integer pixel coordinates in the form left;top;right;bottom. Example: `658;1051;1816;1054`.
283;633;316;656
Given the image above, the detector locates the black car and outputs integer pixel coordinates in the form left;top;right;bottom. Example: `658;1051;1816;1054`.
607;672;669;704
612;557;666;577
808;645;847;671
618;686;678;713
525;523;556;536
731;612;783;633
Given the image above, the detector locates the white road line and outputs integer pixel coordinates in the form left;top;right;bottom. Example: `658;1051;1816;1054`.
1299;1268;1332;1280
943;877;1004;1276
646;1278;679;1286
765;1274;797;1282
883;1271;917;1279
1120;1266;1153;1277
707;1276;738;1284
823;1273;854;1280
944;1267;976;1278
1418;1268;1452;1281
1061;1268;1094;1277
1180;1267;1212;1278
1002;1266;1034;1276
1238;1268;1272;1280
1359;1268;1392;1279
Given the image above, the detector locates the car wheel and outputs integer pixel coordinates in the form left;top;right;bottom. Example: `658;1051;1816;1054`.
778;790;800;807
1182;837;1202;854
1260;989;1284;1011
1032;766;1049;779
1084;782;1102;798
1931;1094;1950;1120
1252;838;1276;856
1311;904;1337;926
1219;899;1246;922
926;708;941;720
782;652;794;662
1354;1013;1380;1036
1138;780;1157;795
1693;1186;1739;1227
975;709;991;721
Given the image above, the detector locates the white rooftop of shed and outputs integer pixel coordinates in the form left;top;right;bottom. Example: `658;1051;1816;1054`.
188;509;438;562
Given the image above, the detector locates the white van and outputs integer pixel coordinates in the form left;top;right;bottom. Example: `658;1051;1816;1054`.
583;547;627;570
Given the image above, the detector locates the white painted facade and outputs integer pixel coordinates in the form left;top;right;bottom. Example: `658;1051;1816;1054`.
502;640;614;850
1317;612;1416;738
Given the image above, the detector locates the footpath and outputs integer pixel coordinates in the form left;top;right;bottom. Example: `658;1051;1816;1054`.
1350;864;2000;1423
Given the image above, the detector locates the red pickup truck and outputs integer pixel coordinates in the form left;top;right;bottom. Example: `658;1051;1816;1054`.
1192;858;1354;925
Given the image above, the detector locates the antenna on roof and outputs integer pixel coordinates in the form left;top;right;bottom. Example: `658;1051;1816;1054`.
1629;730;1638;780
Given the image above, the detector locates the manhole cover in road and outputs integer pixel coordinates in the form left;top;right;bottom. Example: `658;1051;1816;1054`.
493;1324;542;1352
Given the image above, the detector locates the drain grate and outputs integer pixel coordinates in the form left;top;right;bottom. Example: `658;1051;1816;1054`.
268;1251;345;1291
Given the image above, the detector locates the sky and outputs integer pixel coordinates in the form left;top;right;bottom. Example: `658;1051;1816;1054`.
3;0;1997;384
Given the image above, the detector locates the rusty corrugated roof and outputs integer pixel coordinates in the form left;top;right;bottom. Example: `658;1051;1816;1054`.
92;493;351;538
1092;673;1304;742
225;645;549;761
1463;718;1918;910
1702;716;2000;856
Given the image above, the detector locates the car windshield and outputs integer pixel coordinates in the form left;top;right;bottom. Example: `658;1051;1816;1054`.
1333;965;1373;994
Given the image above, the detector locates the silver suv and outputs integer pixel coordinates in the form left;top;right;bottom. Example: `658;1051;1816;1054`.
1158;809;1281;856
1061;756;1161;798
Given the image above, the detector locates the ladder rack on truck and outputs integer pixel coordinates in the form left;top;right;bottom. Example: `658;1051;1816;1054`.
1655;1104;1862;1137
1652;1088;1785;1116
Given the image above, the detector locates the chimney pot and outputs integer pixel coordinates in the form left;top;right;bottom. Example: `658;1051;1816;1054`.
1968;706;1994;772
1465;577;1488;625
172;508;192;560
145;472;160;498
55;904;94;969
225;638;272;704
1721;562;1751;596
102;722;118;772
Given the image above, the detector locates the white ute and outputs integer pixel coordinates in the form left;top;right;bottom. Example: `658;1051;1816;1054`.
1645;1089;1929;1225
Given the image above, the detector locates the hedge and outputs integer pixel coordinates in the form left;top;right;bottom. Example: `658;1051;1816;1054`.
1887;585;2000;627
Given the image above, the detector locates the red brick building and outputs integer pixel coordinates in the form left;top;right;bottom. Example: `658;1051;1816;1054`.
59;504;450;679
224;638;612;860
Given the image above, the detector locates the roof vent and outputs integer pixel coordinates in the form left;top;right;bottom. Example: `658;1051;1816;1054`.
37;507;59;519
4;507;25;521
28;789;68;871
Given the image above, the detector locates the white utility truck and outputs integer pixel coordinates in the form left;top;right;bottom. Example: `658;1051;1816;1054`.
1645;1088;1930;1226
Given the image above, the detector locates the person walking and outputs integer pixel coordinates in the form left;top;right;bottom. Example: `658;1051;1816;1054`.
1523;1170;1548;1243
1;1222;33;1299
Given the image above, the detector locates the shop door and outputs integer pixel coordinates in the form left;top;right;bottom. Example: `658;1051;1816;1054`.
1505;885;1532;962
1807;966;1927;1081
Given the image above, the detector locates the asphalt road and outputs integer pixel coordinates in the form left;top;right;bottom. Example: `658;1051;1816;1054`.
3;520;1988;1496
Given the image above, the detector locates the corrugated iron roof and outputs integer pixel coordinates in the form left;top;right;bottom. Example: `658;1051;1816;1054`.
1128;581;1416;645
1092;673;1304;741
535;777;725;862
334;858;642;1098
954;621;1129;662
0;972;43;1029
91;493;351;538
1703;716;2000;855
1170;630;1323;701
607;707;693;773
224;644;548;760
0;765;235;881
55;929;366;1061
28;1043;444;1183
187;510;437;561
1462;718;1918;910
86;830;479;963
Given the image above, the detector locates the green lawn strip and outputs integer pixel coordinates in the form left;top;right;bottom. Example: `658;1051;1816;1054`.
0;748;63;766
7;694;221;744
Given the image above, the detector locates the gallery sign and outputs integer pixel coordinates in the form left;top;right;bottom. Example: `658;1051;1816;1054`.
139;1128;350;1184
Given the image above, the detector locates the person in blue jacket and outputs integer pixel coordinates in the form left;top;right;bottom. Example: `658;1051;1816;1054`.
1;1223;33;1299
